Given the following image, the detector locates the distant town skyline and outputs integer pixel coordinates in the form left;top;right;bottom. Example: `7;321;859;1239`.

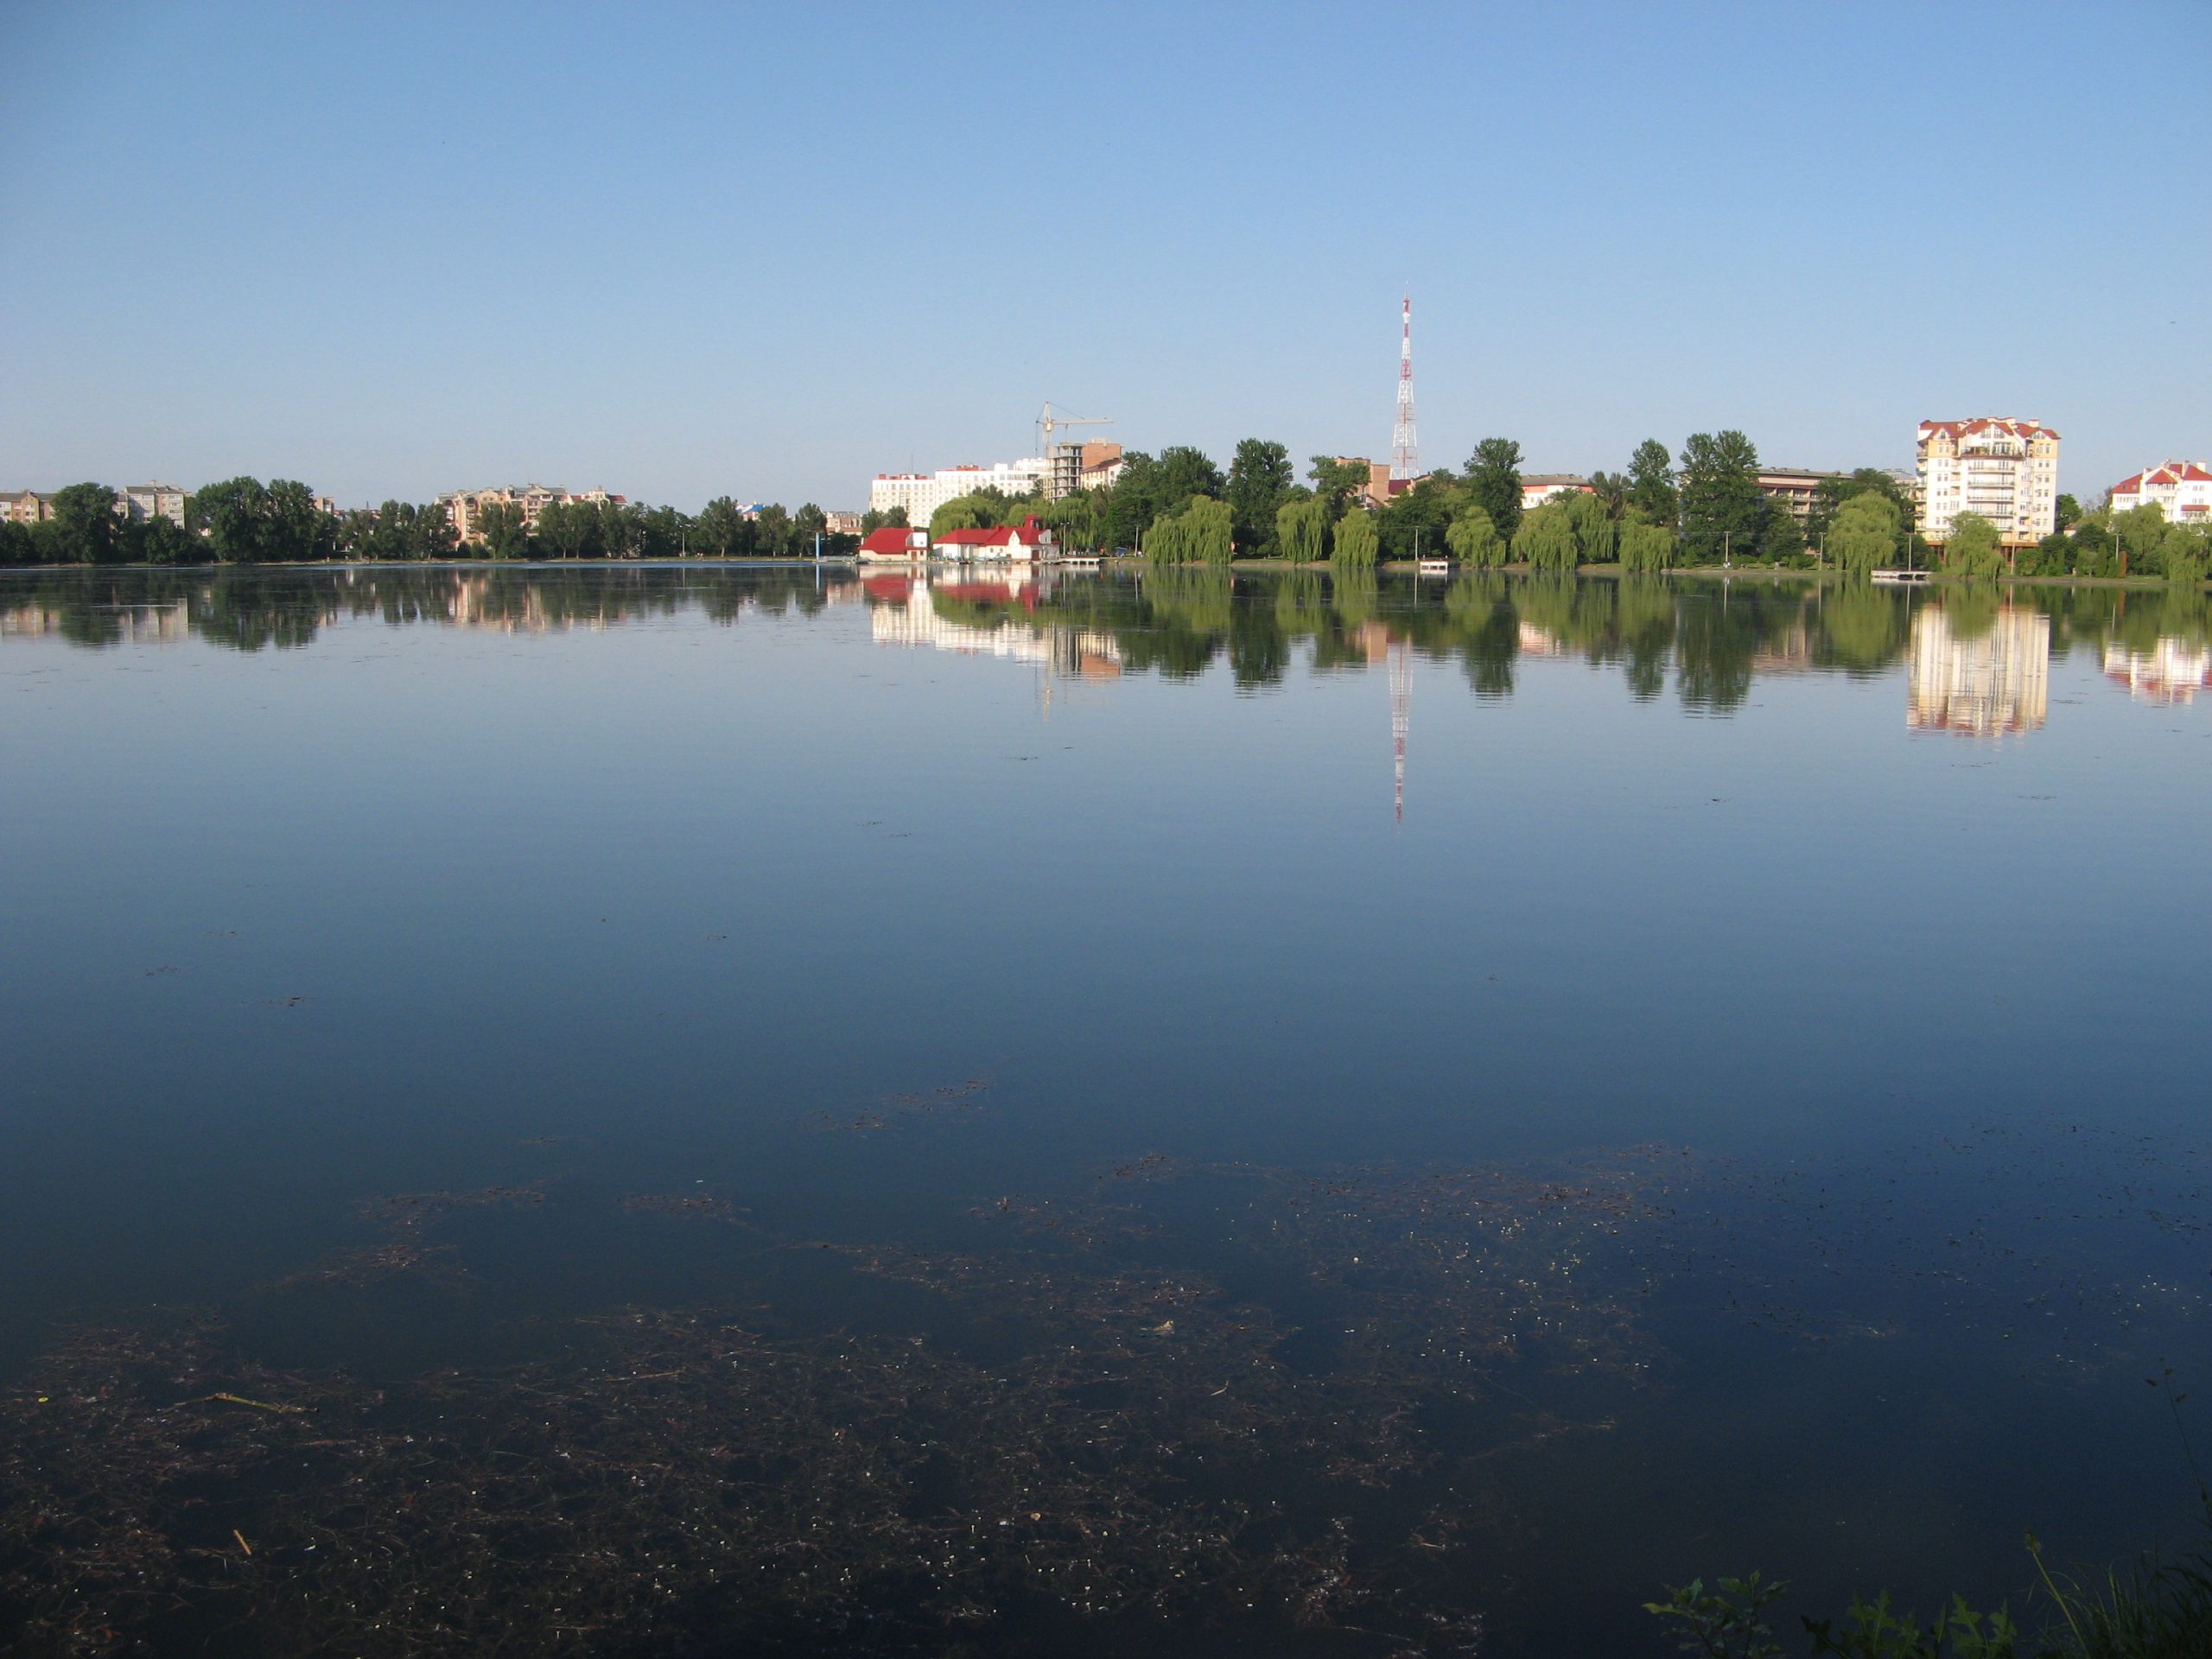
1;1;2203;511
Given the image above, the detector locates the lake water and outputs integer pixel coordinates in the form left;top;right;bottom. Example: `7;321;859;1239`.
3;563;2209;1656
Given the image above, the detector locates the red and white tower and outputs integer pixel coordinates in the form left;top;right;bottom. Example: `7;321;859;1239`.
1390;291;1419;481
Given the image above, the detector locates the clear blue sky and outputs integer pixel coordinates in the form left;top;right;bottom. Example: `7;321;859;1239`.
2;0;2204;511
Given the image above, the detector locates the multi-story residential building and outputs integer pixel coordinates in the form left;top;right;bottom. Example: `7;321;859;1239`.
1914;418;2061;547
2109;461;2212;524
1078;441;1127;493
1756;467;1848;524
119;483;188;526
868;458;1051;526
1051;440;1126;498
436;484;625;543
3;491;54;524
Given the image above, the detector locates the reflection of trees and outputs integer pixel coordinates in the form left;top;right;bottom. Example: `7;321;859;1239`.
1617;580;1676;701
10;568;2110;714
1815;584;1908;676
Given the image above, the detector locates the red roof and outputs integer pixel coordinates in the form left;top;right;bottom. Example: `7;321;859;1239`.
859;527;919;555
2116;461;2212;493
1919;417;2061;442
935;523;1046;547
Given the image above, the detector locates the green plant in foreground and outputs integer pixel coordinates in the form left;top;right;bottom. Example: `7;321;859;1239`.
1646;1573;1788;1659
1804;1592;2018;1657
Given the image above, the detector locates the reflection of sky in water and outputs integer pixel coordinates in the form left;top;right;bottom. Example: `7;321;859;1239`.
2;566;2209;1653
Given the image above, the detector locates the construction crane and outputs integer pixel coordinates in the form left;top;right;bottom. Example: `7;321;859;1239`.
1038;403;1114;450
1038;404;1115;499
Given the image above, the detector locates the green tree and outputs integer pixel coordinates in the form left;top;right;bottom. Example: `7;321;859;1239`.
124;514;197;565
0;518;39;566
1184;495;1233;564
48;483;121;564
1465;437;1524;542
1619;520;1675;574
1828;494;1899;578
2113;503;2167;577
1561;491;1615;564
1759;499;1806;564
857;505;909;534
2161;524;2210;586
752;503;792;557
1943;512;2004;579
930;494;995;539
1587;470;1630;520
1156;446;1224;506
1446;504;1507;568
1513;501;1579;570
1628;438;1678;524
476;500;532;559
1677;430;1763;565
1306;455;1370;519
189;478;275;563
1330;508;1378;567
405;498;456;562
696;497;753;557
534;499;600;559
1274;495;1330;563
1226;439;1294;556
2055;493;2082;532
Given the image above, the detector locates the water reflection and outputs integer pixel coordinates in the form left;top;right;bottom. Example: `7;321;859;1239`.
1907;601;2050;737
8;566;2209;739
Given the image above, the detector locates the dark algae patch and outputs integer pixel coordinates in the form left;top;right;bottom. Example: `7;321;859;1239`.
0;1154;1681;1656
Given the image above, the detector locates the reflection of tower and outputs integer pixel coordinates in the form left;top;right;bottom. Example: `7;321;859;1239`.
1391;292;1419;481
1390;633;1410;823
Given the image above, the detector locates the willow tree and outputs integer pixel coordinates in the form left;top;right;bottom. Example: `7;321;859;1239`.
1619;521;1675;574
1513;502;1578;570
1274;496;1330;563
1185;496;1234;564
1944;512;2004;580
1331;509;1378;567
1827;494;1898;578
1561;492;1615;564
1446;504;1506;568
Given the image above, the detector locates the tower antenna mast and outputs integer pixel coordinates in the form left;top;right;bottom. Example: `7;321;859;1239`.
1391;291;1420;481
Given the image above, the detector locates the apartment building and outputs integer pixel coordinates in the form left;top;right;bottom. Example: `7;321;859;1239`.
1915;418;2061;547
868;458;1051;526
3;491;54;524
437;484;624;543
119;483;188;526
2109;461;2212;524
1757;468;1847;524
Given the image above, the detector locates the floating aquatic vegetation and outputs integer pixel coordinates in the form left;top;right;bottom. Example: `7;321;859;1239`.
0;1151;1686;1656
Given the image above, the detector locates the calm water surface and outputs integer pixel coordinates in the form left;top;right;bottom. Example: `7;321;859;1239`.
3;564;2209;1656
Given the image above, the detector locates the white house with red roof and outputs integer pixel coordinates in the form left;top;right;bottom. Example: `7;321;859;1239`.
2109;461;2212;524
856;525;930;563
1914;418;2061;547
931;516;1057;565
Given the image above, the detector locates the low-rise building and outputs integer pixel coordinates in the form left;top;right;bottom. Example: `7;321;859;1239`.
1520;474;1592;512
4;491;55;524
868;458;1052;526
1915;418;2061;547
1756;467;1848;524
2109;461;2212;524
932;515;1057;564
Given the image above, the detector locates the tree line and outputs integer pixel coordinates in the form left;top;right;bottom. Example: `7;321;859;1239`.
918;429;2209;585
0;480;861;566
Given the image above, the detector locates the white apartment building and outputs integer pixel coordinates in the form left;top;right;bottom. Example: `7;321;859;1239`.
2109;461;2212;524
1915;418;2061;547
868;458;1050;525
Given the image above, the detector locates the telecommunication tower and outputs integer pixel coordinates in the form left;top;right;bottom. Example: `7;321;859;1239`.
1390;292;1419;481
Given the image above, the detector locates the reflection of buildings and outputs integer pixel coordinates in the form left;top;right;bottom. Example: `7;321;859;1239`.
1517;621;1567;657
2103;638;2212;705
863;575;1121;682
0;600;189;642
1908;604;2050;736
